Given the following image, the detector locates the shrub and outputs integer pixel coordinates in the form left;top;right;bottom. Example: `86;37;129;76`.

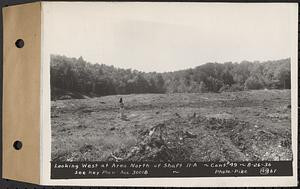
244;77;264;90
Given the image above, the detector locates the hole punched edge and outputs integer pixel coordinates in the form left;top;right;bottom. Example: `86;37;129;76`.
15;39;24;48
13;140;22;150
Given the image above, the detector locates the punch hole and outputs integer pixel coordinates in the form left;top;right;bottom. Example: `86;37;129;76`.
15;39;24;48
13;140;22;150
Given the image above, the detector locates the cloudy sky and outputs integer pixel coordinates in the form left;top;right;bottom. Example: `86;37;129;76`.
43;2;297;72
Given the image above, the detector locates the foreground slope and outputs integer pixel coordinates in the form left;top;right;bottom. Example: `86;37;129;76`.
51;90;292;162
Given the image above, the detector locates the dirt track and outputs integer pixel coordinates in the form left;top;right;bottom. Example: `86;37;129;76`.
51;90;292;162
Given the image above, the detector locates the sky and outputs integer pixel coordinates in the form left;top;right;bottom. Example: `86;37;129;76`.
43;2;297;72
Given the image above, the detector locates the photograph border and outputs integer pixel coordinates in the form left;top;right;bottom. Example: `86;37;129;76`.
40;1;298;187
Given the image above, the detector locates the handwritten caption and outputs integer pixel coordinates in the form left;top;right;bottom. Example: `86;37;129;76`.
51;161;292;179
203;162;277;175
53;162;198;176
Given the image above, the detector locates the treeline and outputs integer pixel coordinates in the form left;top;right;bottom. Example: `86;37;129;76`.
163;58;291;93
50;55;290;99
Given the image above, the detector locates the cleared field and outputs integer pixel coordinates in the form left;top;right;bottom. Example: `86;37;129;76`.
51;90;292;162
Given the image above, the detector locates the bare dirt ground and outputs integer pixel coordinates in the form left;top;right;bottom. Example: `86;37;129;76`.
51;90;292;162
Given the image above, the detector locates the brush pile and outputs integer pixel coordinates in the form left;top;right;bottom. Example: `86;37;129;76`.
109;122;196;162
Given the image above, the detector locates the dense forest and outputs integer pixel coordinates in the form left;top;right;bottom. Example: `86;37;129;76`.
50;55;291;100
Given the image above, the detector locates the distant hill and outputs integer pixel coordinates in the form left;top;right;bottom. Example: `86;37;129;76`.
50;55;290;100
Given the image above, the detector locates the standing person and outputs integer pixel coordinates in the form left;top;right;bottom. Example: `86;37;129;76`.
119;97;125;119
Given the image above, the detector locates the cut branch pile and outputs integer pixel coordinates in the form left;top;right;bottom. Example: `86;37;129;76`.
109;122;195;162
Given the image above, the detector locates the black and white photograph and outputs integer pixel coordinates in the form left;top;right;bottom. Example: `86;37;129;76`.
44;2;297;182
51;57;293;162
